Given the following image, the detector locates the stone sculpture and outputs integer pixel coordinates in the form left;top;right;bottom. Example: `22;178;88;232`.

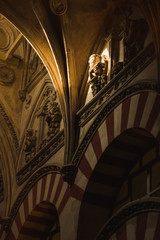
88;54;108;96
24;129;37;162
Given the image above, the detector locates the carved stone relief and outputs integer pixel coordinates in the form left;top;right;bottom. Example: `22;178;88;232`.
37;87;62;146
17;131;64;185
88;54;108;96
25;95;32;109
0;66;15;85
18;83;63;169
24;129;37;163
18;89;26;102
49;0;67;15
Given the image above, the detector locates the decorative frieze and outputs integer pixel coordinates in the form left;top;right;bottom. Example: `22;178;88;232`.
16;130;64;185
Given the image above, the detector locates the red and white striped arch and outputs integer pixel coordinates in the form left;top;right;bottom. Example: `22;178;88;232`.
109;211;160;240
1;173;70;240
1;91;160;240
74;91;160;195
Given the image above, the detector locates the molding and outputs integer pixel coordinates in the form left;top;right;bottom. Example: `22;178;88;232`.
16;130;64;185
0;103;19;150
73;82;159;166
96;199;160;240
77;43;156;127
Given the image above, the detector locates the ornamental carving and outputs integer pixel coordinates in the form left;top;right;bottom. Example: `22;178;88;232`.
0;66;15;85
37;87;62;143
24;129;37;163
18;89;26;102
49;0;67;15
17;130;64;185
88;54;108;96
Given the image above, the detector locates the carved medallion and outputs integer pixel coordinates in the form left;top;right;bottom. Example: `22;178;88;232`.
0;66;15;85
49;0;67;15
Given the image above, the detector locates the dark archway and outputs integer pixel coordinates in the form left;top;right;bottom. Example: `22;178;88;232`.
17;201;60;240
77;128;158;240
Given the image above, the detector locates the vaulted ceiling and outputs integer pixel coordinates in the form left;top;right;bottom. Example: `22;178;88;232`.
0;0;159;239
0;0;159;164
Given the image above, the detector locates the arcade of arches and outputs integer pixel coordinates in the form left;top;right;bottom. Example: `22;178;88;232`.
0;0;160;239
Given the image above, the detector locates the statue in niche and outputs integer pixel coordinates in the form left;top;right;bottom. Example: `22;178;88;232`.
88;54;108;96
37;96;62;141
45;100;62;140
123;18;148;65
24;129;37;162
